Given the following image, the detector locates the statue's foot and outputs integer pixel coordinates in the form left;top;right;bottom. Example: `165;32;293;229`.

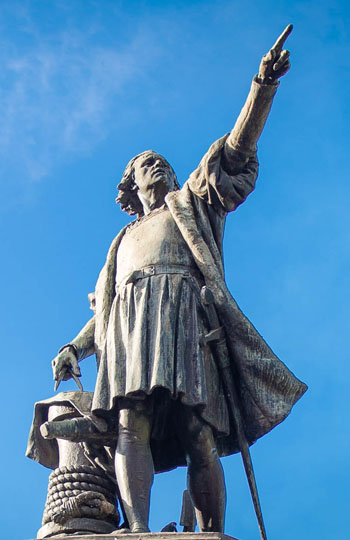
115;525;150;534
130;525;150;533
130;521;150;533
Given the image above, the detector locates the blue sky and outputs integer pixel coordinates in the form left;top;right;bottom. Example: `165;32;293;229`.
0;1;349;539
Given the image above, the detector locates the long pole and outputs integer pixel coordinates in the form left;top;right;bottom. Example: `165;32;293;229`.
201;287;267;540
221;364;268;540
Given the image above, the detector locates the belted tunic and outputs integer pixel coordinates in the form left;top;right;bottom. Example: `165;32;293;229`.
94;205;230;436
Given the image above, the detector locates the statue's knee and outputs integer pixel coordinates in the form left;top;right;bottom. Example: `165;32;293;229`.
118;406;151;446
186;423;218;467
188;440;219;467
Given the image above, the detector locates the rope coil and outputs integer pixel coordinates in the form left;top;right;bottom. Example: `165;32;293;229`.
42;465;119;526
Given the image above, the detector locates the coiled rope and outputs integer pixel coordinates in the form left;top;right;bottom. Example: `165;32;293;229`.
42;465;119;526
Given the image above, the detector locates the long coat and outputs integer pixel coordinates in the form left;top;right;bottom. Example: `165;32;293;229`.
92;133;307;472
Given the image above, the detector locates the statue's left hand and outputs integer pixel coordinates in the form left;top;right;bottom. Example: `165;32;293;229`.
257;24;292;84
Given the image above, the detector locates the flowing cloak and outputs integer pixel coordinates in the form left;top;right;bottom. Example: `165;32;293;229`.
91;130;307;472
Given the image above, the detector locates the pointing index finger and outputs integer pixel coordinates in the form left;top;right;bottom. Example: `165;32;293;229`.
272;24;293;53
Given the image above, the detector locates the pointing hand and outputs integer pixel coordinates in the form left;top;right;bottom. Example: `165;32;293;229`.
258;24;292;84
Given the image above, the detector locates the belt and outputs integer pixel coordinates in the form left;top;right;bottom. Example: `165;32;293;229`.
117;264;202;288
116;265;225;346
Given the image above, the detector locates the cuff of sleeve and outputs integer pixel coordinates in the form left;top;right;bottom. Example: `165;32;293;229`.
58;344;78;357
222;142;257;175
225;139;257;161
253;74;280;89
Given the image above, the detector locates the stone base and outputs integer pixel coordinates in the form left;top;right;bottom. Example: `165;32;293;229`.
32;532;239;540
36;518;117;539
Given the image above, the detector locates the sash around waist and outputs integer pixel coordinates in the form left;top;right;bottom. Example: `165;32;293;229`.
116;264;202;289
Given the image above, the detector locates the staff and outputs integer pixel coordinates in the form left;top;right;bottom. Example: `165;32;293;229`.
201;285;267;540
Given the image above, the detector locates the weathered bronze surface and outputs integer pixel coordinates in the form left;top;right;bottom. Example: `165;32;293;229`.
27;25;307;539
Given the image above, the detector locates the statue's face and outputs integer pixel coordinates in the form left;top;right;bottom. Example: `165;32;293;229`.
133;152;175;194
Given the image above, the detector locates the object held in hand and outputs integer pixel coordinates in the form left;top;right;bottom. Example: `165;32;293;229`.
54;367;83;392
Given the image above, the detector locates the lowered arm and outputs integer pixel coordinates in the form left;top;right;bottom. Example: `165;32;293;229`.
52;308;96;384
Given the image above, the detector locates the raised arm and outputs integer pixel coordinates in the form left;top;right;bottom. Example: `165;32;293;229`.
225;25;292;166
187;26;293;213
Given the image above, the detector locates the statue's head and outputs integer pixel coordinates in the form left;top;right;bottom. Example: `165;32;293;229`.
116;151;180;216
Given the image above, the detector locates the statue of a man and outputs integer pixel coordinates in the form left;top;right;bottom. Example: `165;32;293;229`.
52;26;306;534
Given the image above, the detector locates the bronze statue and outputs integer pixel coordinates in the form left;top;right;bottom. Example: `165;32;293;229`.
50;25;307;537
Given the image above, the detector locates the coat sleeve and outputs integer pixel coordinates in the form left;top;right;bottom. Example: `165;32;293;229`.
187;77;279;213
69;316;96;361
187;134;259;214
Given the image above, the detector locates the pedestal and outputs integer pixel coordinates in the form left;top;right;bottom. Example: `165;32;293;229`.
31;533;239;540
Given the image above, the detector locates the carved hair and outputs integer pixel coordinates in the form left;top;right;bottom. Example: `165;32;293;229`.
116;151;180;216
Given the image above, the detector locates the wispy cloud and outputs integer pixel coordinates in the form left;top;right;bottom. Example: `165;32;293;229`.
0;9;159;182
